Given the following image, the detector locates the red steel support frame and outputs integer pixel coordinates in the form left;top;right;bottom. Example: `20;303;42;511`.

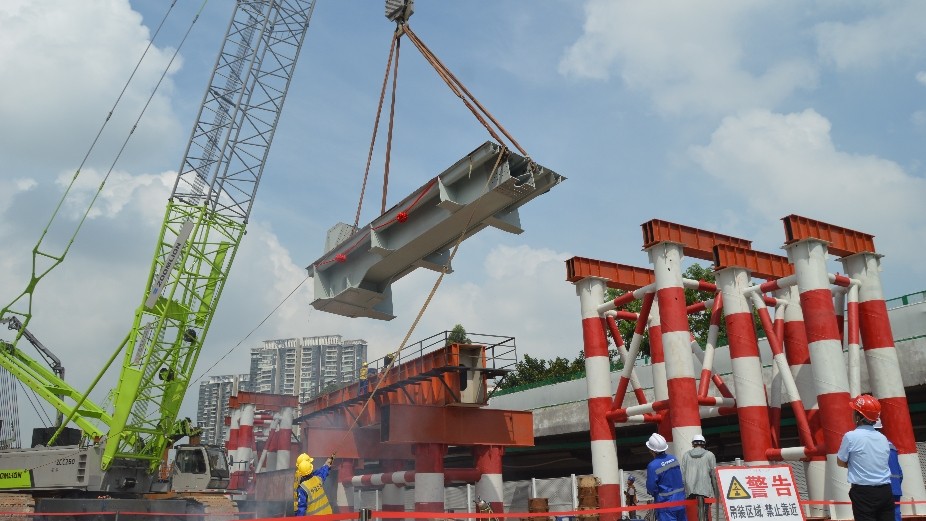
642;219;752;260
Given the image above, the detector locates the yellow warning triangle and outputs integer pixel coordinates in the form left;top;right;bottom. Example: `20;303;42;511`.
727;476;752;500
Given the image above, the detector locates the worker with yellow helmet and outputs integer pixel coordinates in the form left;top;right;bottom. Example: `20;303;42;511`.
293;452;336;516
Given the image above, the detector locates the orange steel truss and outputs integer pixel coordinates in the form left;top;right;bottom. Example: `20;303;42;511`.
712;244;794;280
642;219;752;260
782;214;876;257
298;343;529;459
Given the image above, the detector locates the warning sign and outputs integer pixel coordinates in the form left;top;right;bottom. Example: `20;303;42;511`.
727;476;751;500
716;465;804;521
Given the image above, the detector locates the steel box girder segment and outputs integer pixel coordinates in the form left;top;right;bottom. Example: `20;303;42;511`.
712;244;794;280
299;426;414;460
229;391;298;411
642;219;752;261
565;257;655;291
782;214;876;257
382;404;533;446
307;141;565;320
300;344;474;418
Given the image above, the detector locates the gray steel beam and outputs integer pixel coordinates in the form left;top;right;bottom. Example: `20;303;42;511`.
307;141;565;320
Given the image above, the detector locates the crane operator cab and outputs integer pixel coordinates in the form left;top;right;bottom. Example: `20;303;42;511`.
171;445;230;492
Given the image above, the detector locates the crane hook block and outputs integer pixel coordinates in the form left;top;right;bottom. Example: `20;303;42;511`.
385;0;414;23
307;141;565;321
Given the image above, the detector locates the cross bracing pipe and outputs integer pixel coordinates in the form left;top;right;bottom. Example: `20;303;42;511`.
716;267;773;465
648;242;702;457
604;313;648;407
777;285;826;517
747;292;818;457
610;292;655;409
842;252;926;514
785;238;852;520
598;283;655;315
696;295;734;399
576;277;621;519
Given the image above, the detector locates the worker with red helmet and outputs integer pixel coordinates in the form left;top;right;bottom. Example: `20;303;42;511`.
837;394;893;521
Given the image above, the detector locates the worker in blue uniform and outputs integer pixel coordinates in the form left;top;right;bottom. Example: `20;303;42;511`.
875;419;904;521
645;433;687;521
295;454;335;516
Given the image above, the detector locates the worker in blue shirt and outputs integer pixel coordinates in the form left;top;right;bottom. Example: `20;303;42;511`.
875;419;904;521
645;433;687;521
837;395;893;521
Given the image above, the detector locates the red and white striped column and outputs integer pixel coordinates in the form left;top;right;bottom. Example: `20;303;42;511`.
474;446;504;515
647;242;701;456
843;252;926;513
413;443;446;512
576;277;621;519
226;407;241;488
335;459;356;512
276;406;294;470
786;239;852;520
715;267;772;464
233;403;255;490
380;460;408;512
778;285;826;517
648;300;674;448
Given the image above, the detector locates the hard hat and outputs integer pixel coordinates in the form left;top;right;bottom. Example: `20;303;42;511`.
849;394;881;422
646;433;669;452
296;453;311;465
297;459;315;477
692;434;706;444
627;475;635;482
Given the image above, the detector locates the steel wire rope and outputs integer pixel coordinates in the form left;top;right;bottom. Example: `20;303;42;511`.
380;35;402;215
190;275;310;385
402;24;529;157
16;380;52;430
353;31;399;229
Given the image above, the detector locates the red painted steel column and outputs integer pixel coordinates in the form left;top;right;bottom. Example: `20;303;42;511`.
474;446;504;515
715;267;772;464
786;239;852;520
381;460;408;512
843;252;926;513
576;277;621;521
414;443;446;512
778;286;825;517
648;242;701;456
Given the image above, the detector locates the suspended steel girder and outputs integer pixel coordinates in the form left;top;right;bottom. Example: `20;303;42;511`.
307;141;565;320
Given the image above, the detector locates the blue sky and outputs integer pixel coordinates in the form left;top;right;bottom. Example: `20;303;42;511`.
1;0;924;436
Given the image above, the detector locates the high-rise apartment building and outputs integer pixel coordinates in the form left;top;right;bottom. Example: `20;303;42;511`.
196;374;250;445
250;335;366;402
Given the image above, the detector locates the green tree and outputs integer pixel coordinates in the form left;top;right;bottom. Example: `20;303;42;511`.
447;323;471;345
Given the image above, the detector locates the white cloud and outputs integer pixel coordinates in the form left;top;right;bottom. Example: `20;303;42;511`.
917;72;926;86
558;0;817;115
815;3;926;69
0;0;183;174
690;109;926;274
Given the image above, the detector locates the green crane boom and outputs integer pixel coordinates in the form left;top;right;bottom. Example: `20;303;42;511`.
0;0;318;473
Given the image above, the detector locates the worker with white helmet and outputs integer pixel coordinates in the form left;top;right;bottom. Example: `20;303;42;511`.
645;433;687;521
679;434;716;521
624;474;637;508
